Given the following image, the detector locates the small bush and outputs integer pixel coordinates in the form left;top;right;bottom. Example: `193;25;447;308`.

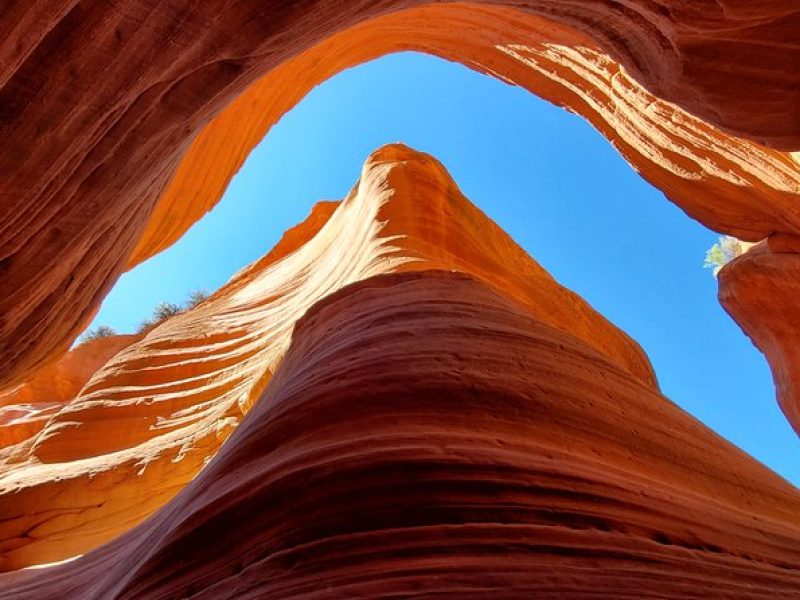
80;325;117;344
152;301;183;321
136;289;213;334
138;301;183;333
136;318;155;334
704;235;748;277
186;289;210;308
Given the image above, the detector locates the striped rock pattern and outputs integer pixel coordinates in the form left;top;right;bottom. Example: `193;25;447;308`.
2;270;800;597
1;1;798;387
0;146;656;571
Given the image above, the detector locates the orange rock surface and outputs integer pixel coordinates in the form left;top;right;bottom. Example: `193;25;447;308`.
0;145;657;571
3;271;800;598
719;234;800;436
0;335;139;409
2;1;799;388
0;334;140;449
1;1;799;593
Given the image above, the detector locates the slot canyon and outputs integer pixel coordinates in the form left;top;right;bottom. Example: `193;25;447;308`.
1;1;799;598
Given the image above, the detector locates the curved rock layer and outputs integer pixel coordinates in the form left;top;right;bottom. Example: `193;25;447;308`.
2;1;799;388
0;334;140;449
0;335;140;409
133;4;800;267
3;271;800;598
0;145;656;571
719;234;800;436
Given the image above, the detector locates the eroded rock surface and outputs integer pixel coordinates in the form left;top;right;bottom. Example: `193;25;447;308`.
0;145;656;571
2;1;799;387
0;334;140;449
3;271;800;598
2;2;799;583
719;234;800;436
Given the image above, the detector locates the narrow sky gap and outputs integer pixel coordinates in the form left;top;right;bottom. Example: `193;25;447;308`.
87;52;800;485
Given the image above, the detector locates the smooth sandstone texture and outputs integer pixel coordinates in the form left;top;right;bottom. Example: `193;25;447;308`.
0;335;140;409
0;145;656;571
2;1;799;388
719;235;800;436
131;4;800;267
2;271;800;598
0;334;140;449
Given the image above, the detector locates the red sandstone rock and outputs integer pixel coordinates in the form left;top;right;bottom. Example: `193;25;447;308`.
1;1;799;388
0;335;140;409
0;145;656;571
1;4;799;586
719;236;800;436
0;334;140;449
2;271;800;598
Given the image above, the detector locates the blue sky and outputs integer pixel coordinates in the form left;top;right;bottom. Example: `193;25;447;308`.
87;52;800;486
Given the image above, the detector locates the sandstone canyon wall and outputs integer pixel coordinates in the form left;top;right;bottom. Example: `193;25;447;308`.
0;334;141;448
1;0;800;596
2;270;800;597
719;235;800;435
0;146;799;597
0;145;656;571
1;1;799;388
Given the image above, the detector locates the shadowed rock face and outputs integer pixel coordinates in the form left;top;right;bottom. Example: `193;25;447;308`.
0;145;799;597
1;1;799;387
2;271;800;598
1;2;799;589
0;145;656;571
719;234;800;436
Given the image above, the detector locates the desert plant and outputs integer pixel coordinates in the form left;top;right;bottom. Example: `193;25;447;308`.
136;319;155;334
186;289;210;308
704;235;747;277
135;289;213;334
137;301;184;333
152;301;183;321
79;325;117;344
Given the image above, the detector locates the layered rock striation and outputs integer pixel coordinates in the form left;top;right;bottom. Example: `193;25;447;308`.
1;145;799;597
0;334;140;449
2;270;800;597
0;145;655;571
2;2;799;585
719;234;800;436
1;1;799;387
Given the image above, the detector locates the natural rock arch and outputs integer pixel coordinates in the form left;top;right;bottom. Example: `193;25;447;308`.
1;0;799;389
2;2;800;584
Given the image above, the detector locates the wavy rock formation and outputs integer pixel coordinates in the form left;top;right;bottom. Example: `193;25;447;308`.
0;334;140;449
1;1;799;589
0;145;656;571
2;1;799;388
0;335;140;410
132;4;800;267
719;234;800;436
3;271;800;598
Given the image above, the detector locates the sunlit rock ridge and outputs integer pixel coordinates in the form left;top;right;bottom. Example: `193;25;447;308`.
1;0;800;596
0;145;655;571
1;1;799;388
1;146;800;598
